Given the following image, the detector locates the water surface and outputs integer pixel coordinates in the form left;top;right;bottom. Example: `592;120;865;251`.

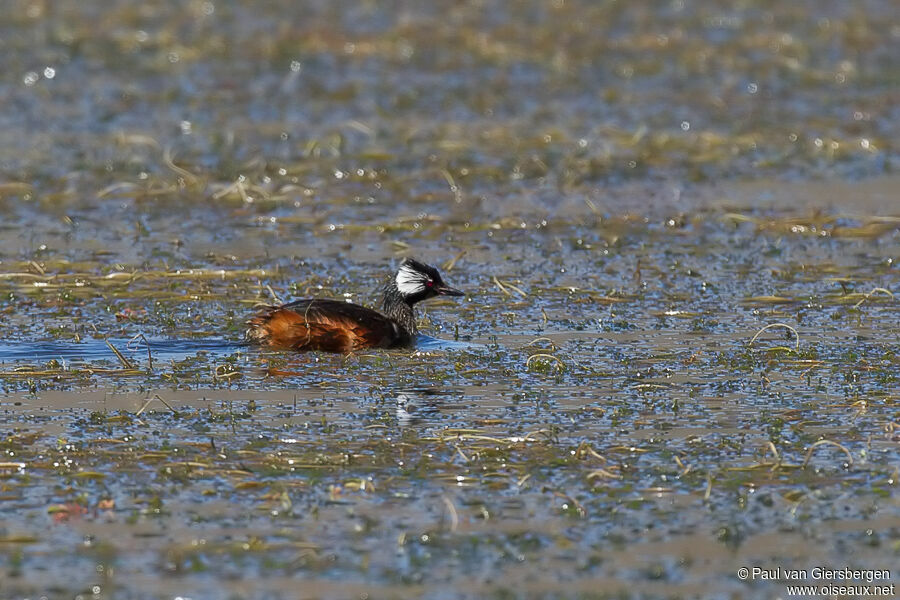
1;1;898;599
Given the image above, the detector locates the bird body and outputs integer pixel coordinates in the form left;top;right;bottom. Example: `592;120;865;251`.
246;258;463;353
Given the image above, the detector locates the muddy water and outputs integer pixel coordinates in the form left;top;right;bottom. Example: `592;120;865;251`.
1;1;899;599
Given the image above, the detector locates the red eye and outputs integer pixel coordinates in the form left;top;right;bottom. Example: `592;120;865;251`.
426;280;434;287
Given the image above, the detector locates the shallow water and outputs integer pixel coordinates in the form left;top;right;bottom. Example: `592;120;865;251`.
0;334;477;364
0;337;239;363
1;1;899;599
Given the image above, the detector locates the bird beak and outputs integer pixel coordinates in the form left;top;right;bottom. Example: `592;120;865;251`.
436;285;464;297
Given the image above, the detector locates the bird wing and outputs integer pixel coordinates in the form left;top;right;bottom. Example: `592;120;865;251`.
246;299;400;352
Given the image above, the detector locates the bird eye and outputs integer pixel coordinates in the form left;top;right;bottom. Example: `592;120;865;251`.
425;279;434;287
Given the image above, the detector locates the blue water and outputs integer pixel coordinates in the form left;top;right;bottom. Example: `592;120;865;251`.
0;335;478;364
414;334;482;352
0;337;242;364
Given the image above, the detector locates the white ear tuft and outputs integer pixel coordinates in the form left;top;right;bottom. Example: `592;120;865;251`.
396;264;424;295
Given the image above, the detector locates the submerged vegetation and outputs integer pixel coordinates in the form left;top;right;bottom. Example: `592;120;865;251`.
1;0;898;598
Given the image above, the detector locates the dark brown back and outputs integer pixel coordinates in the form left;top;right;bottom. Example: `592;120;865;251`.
246;299;407;352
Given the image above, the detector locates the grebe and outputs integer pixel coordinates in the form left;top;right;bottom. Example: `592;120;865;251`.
246;258;464;352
